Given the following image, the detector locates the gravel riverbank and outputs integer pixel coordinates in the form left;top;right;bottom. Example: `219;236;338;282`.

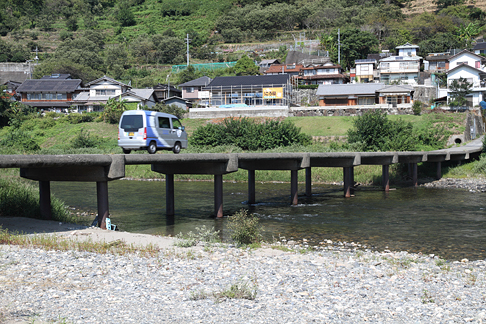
1;239;486;323
422;177;486;192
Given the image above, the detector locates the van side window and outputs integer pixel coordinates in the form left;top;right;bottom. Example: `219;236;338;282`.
158;117;170;129
172;118;182;129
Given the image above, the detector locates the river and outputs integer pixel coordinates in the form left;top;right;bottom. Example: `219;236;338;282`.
50;179;486;261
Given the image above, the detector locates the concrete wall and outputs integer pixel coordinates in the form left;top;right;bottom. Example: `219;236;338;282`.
189;106;289;119
290;105;414;117
413;85;436;104
0;63;35;84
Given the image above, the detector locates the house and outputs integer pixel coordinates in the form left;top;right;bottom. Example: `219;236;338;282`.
152;83;182;102
378;43;422;85
202;74;290;107
424;52;450;73
259;59;281;73
160;96;192;110
444;50;486;107
316;83;384;106
448;49;484;70
297;62;347;85
15;78;83;111
376;84;414;106
72;76;156;111
264;64;303;77
178;76;212;105
473;42;486;56
2;80;22;100
354;59;378;83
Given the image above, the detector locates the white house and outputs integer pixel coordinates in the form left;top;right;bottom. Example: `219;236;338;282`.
73;76;156;111
354;59;378;83
298;62;347;85
379;43;422;85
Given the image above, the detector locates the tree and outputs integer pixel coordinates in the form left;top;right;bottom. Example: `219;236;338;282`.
151;35;185;64
455;22;484;48
176;65;201;85
233;56;259;76
329;29;378;70
435;0;465;10
33;59;102;82
103;97;127;124
117;2;135;27
448;77;473;108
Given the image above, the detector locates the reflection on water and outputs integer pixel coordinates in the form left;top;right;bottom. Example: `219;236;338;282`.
50;180;486;261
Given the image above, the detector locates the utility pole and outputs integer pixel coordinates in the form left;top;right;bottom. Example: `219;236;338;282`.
185;34;191;66
338;29;341;65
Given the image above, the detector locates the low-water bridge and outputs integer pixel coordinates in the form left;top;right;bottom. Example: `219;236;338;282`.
0;138;482;229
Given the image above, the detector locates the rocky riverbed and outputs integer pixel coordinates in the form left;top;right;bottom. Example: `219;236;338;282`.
422;177;486;192
1;240;486;323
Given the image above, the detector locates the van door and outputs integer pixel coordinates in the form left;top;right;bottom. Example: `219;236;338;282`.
171;117;187;146
156;116;174;147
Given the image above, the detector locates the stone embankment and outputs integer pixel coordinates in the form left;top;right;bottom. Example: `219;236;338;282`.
1;240;485;323
422;177;486;192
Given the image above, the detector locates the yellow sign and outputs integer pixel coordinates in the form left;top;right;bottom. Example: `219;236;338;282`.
263;87;283;99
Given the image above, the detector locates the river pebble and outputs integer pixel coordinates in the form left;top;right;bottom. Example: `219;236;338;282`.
422;177;486;192
1;243;485;323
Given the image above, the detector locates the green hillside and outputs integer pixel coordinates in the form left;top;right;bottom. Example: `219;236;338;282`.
1;0;485;86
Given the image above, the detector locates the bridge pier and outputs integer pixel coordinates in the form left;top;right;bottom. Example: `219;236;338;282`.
96;181;110;228
382;165;390;192
248;170;255;204
214;174;224;218
291;170;299;205
166;174;175;216
39;181;52;219
305;167;311;197
436;162;442;180
343;166;354;198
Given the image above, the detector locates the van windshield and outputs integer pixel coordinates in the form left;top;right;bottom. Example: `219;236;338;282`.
121;115;143;132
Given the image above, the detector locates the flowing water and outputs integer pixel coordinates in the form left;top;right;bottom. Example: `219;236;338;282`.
50;180;486;261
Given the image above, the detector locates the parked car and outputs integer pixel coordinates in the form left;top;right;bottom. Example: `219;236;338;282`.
118;110;187;154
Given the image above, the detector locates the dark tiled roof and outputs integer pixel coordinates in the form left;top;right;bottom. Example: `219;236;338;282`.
178;76;212;87
299;74;346;80
85;76;130;87
16;79;82;93
473;42;486;50
205;75;290;89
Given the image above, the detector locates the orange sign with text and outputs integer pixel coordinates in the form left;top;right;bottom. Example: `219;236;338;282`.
263;87;283;99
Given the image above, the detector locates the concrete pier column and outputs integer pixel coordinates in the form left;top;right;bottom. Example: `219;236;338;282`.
214;174;223;218
382;165;390;192
291;170;298;205
343;167;352;198
248;170;255;204
436;162;442;180
96;181;109;229
305;167;312;197
39;181;52;220
412;163;418;187
166;174;175;216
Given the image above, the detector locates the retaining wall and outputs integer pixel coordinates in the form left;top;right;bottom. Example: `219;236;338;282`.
290;105;414;117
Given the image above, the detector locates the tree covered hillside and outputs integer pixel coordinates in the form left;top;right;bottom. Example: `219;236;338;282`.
1;0;486;85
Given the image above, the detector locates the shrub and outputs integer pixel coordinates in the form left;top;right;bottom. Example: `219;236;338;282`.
0;128;40;152
65;113;94;124
150;103;187;119
190;117;311;151
227;209;262;245
71;128;100;148
347;110;416;151
0;178;71;221
412;101;423;115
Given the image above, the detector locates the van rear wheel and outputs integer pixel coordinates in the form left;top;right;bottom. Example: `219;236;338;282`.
147;141;157;154
173;142;181;154
122;149;131;154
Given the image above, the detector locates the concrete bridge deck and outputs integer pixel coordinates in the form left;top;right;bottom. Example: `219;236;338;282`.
0;137;482;228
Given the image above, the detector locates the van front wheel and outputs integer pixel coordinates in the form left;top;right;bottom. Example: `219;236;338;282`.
147;141;157;154
173;142;181;154
122;149;131;154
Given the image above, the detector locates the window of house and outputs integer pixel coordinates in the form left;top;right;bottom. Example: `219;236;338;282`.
437;62;446;68
386;97;398;105
358;97;374;105
361;65;369;72
186;87;195;93
381;63;389;69
95;89;116;96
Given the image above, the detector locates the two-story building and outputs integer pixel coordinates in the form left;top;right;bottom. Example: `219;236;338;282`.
263;63;303;77
446;50;486;107
424;52;450;73
15;78;83;111
354;59;378;83
378;43;422;85
73;76;156;111
297;62;347;85
178;76;212;106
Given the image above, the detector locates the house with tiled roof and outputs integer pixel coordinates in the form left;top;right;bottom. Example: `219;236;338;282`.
473;42;486;56
263;63;303;77
73;76;156;111
15;78;83;110
378;43;422;85
178;76;212;105
297;62;347;85
202;74;290;107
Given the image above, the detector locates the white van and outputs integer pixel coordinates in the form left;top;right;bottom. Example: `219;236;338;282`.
118;110;188;154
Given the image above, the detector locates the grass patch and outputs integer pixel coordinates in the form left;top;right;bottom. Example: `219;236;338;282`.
173;225;221;247
0;229;161;257
190;277;258;301
227;209;262;245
